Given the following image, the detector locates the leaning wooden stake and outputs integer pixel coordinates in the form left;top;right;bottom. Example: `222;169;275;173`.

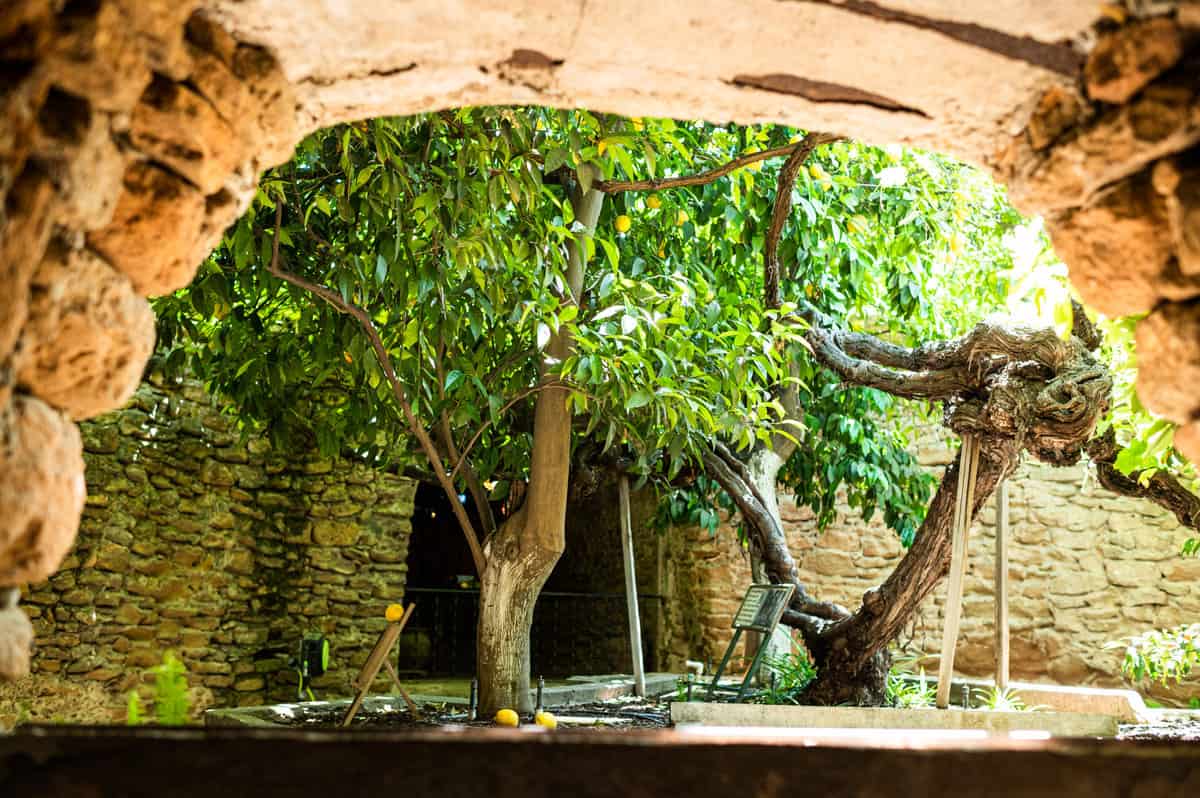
937;435;979;709
618;475;646;698
994;479;1010;690
341;603;419;727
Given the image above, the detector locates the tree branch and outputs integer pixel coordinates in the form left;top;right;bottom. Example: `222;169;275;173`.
1087;428;1200;530
266;204;487;576
593;133;840;194
763;134;834;309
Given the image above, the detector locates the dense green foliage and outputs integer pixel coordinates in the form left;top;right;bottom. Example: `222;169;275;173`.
158;108;1032;551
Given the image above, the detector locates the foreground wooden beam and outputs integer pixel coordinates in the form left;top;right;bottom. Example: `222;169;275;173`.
2;726;1198;797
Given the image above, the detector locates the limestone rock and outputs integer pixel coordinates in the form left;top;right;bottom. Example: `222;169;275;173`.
1135;299;1200;422
0;396;85;585
1008;84;1200;214
86;162;213;296
1153;154;1200;276
0;167;57;364
1174;421;1200;464
15;241;155;420
1048;173;1174;317
1085;18;1184;105
0;606;33;680
46;0;152;112
129;76;242;195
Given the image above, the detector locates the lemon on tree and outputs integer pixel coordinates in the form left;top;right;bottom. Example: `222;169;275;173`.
676;210;688;226
646;195;661;210
615;214;632;233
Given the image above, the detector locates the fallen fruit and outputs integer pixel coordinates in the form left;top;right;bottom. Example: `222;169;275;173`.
385;604;405;622
495;708;520;726
534;711;558;729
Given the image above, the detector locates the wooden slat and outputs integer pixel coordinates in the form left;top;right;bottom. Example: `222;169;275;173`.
994;479;1010;690
936;435;978;708
618;475;646;698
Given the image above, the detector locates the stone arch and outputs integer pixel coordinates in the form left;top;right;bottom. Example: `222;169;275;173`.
1;0;1197;675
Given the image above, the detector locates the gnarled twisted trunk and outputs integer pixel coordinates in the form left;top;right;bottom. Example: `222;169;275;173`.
706;310;1113;705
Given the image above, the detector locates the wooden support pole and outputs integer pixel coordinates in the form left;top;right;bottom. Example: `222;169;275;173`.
618;475;646;698
937;435;979;709
994;479;1010;690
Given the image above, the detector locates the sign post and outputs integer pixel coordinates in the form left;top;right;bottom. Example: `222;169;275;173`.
705;583;795;702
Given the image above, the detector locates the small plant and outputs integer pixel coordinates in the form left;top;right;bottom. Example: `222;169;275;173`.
885;667;936;708
756;646;817;705
980;686;1027;712
125;691;143;725
1115;623;1199;685
127;651;192;726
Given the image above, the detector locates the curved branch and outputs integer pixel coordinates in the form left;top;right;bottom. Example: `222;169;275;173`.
1087;428;1200;530
594;133;840;194
266;205;487;576
764;134;835;309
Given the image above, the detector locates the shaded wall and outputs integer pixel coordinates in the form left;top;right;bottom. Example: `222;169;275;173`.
21;375;416;708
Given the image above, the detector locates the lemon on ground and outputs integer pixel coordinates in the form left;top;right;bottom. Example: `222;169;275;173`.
676;210;688;226
385;603;405;622
534;711;557;729
495;708;520;726
614;214;632;233
646;195;661;210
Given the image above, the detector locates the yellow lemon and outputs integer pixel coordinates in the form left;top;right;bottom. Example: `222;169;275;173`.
597;140;608;156
808;163;825;181
657;246;666;258
534;711;557;730
495;709;520;726
343;351;354;364
614;214;632;233
385;603;405;622
646;195;661;210
676;210;689;226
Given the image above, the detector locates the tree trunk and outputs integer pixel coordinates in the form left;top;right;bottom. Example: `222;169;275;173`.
474;184;604;715
802;437;1018;705
476;505;561;714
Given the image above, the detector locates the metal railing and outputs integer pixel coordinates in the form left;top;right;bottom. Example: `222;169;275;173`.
397;587;662;677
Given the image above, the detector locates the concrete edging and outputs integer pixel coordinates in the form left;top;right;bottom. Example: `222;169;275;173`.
670;701;1119;737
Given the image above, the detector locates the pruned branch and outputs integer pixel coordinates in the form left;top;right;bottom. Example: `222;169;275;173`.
266;204;487;576
701;443;850;637
1087;428;1200;530
763;134;833;309
593;132;840;194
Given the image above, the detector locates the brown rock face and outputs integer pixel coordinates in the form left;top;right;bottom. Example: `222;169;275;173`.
0;606;33;680
1135;299;1200;425
0;168;57;366
0;396;85;586
86;162;215;296
1085;18;1184;105
1048;173;1176;317
15;241;155;420
129;76;242;195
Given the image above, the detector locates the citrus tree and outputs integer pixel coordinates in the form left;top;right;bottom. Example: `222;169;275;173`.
156;109;799;713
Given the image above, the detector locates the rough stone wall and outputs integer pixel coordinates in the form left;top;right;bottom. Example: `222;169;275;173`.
663;431;1200;701
20;375;416;708
0;1;298;676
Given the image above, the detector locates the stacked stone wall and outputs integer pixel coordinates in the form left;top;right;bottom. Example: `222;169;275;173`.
663;433;1200;702
20;375;416;709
